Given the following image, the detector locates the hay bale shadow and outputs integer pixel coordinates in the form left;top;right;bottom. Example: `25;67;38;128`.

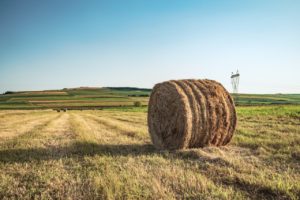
0;142;157;164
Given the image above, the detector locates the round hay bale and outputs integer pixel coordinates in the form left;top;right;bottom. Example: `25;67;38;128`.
148;79;237;150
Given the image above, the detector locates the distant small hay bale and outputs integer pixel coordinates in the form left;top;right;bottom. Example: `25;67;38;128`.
148;79;237;150
134;101;142;107
57;110;61;113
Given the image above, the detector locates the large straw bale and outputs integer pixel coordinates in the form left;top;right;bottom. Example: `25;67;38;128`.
148;79;237;150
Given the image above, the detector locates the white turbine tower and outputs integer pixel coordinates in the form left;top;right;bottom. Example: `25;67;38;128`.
231;70;240;104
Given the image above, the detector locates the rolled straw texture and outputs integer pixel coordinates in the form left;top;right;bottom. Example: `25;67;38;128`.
147;79;237;150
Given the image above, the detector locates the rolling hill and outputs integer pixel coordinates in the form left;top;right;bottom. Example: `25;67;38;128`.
0;87;299;109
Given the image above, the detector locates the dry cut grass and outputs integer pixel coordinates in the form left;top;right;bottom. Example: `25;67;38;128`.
0;105;299;199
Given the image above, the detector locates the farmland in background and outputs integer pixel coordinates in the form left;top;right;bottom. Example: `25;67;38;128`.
0;87;300;109
0;87;150;110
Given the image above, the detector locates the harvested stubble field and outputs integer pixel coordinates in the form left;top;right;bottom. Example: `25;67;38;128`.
0;105;299;199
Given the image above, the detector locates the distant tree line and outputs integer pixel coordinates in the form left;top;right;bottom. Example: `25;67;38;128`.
105;87;152;92
3;91;16;95
128;94;149;97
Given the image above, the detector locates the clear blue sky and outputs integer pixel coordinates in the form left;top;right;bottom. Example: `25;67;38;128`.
0;0;299;94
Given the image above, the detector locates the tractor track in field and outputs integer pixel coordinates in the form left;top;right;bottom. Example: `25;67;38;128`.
38;113;76;148
0;113;52;130
78;113;137;143
82;113;148;142
0;114;61;147
103;115;146;126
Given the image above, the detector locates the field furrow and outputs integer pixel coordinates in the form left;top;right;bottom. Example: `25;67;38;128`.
39;113;75;147
0;113;59;141
0;110;32;118
80;113;143;144
0;114;62;148
83;113;148;142
69;112;100;143
102;115;147;126
100;111;147;125
0;110;51;128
